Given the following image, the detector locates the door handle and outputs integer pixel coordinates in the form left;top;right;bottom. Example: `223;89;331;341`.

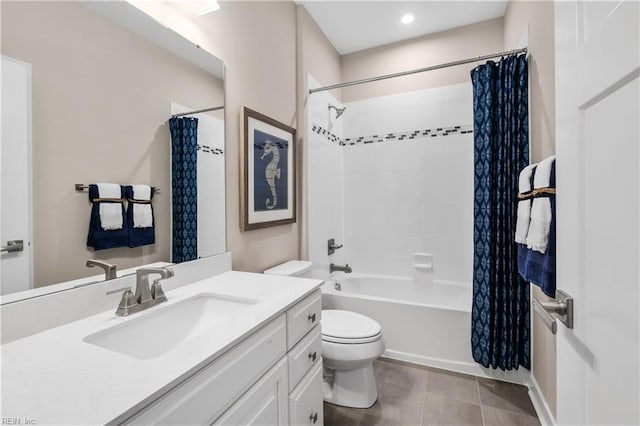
533;289;574;334
1;240;24;253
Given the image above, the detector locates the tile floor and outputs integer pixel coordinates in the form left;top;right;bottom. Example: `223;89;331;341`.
324;358;541;426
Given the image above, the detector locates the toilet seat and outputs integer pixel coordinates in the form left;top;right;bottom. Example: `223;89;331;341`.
321;310;382;345
322;332;382;344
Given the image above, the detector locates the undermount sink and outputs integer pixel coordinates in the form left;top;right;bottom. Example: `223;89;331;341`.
84;293;258;359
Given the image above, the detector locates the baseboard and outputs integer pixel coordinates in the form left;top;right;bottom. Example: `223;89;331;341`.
382;349;530;385
528;374;556;426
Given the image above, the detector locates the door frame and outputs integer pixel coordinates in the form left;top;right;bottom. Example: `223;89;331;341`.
1;55;34;292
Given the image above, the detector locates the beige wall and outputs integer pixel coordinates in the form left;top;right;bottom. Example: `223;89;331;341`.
340;18;504;102
160;1;301;273
1;1;223;286
296;5;343;260
504;0;557;417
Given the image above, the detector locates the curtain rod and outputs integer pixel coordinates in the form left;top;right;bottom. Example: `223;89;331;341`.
171;105;224;118
309;47;528;95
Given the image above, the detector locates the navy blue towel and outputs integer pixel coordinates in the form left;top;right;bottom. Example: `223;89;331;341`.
518;162;556;298
124;186;156;248
86;185;128;250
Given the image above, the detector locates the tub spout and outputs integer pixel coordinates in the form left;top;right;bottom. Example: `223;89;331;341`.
330;263;352;274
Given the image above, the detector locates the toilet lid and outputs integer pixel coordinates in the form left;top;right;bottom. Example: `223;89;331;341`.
321;310;382;340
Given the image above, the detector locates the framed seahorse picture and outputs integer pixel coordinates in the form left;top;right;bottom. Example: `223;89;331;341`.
240;107;297;231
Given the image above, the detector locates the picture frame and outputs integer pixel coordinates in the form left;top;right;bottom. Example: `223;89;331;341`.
240;107;297;231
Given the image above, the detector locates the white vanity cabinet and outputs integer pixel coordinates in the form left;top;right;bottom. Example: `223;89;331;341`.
122;289;323;426
285;291;323;426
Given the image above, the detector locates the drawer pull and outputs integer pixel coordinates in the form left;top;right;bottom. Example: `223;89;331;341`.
308;351;317;362
310;412;318;424
308;313;316;323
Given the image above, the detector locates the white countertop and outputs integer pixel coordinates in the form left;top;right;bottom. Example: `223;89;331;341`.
1;271;323;425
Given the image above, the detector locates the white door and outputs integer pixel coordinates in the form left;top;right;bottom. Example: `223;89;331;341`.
1;56;33;295
555;1;639;424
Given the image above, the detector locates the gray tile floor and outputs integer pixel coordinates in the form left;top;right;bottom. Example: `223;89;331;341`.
324;358;540;426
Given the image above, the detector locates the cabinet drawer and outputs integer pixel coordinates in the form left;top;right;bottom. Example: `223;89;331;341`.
289;362;323;426
125;315;286;425
286;290;321;350
288;325;321;392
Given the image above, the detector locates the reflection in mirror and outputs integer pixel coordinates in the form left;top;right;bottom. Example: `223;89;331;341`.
0;1;225;299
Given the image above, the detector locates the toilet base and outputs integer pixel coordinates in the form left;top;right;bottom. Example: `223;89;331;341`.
323;364;378;408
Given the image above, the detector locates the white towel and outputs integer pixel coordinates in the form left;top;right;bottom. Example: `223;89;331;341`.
132;185;153;228
97;183;123;231
515;164;537;244
526;156;556;253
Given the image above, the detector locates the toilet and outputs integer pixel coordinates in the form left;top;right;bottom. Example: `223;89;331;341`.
264;261;385;408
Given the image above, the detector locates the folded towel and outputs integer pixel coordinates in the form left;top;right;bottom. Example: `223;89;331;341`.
132;185;153;228
518;161;556;297
97;183;123;230
527;156;556;253
87;184;128;250
124;186;155;248
515;164;537;244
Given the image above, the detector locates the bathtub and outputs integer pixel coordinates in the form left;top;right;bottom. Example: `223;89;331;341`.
320;273;528;384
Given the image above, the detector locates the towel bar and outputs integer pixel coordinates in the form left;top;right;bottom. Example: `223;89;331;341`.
533;289;574;334
75;184;161;194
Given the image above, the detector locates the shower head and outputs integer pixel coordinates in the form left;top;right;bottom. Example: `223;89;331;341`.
329;104;346;119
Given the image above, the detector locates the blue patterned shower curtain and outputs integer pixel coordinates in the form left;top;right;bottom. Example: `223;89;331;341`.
470;54;530;371
169;117;198;263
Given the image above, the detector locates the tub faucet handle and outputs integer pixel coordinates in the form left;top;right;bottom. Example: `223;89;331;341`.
328;238;344;255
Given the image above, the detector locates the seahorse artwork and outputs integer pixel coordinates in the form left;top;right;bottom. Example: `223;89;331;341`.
260;140;281;209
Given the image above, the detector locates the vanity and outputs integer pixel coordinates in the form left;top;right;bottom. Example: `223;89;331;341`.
1;265;324;425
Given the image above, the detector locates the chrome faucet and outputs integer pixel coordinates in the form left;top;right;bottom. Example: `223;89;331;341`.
330;263;352;274
115;266;174;316
86;259;117;280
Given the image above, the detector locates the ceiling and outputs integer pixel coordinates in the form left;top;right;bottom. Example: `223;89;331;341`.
298;1;508;55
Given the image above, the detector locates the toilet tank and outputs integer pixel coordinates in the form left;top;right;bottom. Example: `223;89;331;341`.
264;260;312;277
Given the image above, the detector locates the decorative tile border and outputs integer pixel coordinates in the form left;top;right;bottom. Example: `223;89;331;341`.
311;124;344;145
312;123;473;147
198;144;224;155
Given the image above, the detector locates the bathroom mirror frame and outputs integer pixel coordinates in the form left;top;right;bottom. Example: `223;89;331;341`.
0;1;227;303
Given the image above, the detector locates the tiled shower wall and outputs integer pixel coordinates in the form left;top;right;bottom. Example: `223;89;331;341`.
342;83;474;283
307;75;346;274
308;80;474;283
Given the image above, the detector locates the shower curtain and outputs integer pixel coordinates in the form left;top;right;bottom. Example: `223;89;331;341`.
470;54;530;371
169;117;198;263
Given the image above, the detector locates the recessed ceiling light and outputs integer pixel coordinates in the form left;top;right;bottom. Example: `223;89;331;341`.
401;12;415;25
187;0;221;16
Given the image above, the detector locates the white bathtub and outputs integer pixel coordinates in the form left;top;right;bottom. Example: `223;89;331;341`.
320;273;528;384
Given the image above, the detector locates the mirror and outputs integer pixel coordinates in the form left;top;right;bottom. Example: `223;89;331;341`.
0;1;225;299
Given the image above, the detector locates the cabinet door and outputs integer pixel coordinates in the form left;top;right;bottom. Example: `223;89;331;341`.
124;316;286;425
214;357;289;426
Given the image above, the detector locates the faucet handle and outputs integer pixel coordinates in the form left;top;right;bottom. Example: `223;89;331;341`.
328;238;344;255
151;280;167;302
116;289;137;316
